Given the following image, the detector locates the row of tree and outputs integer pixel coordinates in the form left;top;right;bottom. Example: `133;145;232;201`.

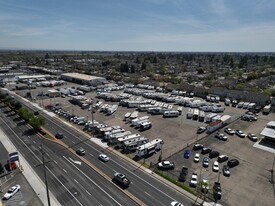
0;92;45;130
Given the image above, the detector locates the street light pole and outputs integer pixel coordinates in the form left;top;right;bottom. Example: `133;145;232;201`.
41;144;51;206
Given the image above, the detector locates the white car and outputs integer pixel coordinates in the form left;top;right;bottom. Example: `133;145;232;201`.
224;127;235;135
215;133;228;141
190;173;198;187
171;201;184;206
193;153;200;163
247;133;258;142
236;130;246;138
3;185;20;200
212;161;219;172
98;154;110;162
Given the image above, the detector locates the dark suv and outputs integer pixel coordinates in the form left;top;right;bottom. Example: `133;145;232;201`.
227;159;239;168
178;166;188;182
55;132;64;139
209;151;219;158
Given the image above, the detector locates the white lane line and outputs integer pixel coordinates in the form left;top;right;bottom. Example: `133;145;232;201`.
63;169;67;173
63;156;122;206
89;153;94;157
1;119;83;206
145;192;152;197
74;179;79;184
72;141;75;144
86;190;92;196
53;160;58;164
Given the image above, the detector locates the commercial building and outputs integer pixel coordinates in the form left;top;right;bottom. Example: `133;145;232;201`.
260;121;275;142
60;73;106;86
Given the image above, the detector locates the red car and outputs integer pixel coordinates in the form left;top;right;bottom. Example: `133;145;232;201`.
6;160;17;171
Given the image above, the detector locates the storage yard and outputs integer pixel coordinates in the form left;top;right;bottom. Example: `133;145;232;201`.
11;81;275;206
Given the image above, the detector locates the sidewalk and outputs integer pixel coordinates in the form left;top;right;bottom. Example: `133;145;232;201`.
0;128;61;206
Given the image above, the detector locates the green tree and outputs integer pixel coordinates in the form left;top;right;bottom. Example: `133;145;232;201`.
197;68;204;74
141;62;146;70
30;117;45;129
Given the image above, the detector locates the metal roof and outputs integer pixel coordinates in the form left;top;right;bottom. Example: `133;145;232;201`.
61;73;105;81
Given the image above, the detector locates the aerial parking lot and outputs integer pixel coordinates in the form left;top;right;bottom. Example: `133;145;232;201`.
11;82;275;206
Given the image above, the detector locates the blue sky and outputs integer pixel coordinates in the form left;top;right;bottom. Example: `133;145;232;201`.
1;0;275;52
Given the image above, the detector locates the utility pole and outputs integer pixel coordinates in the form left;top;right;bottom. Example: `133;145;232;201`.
41;144;51;206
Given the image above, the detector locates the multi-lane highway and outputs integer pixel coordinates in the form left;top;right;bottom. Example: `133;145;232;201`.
0;93;195;206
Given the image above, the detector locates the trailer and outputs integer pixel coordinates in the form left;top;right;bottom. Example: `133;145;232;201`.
193;109;199;120
177;106;183;115
129;111;139;119
107;104;118;115
124;112;132;121
206;120;223;133
117;134;141;148
136;139;163;157
139;121;152;131
108;131;132;144
205;113;218;123
123;137;149;152
198;110;205;122
138;104;153;112
187;108;193;119
220;115;231;125
131;116;149;127
134;119;150;128
104;129;125;140
224;98;231;106
163;110;179;118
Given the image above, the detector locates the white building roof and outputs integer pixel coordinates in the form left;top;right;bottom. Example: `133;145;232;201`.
61;73;105;81
261;121;275;140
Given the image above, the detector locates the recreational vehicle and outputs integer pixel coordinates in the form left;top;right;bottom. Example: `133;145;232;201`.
163;110;179;118
205;113;218;123
139;122;152;131
107;105;118;115
108;131;132;144
124;112;132;121
123;137;149;152
136;139;163;157
131;116;149;127
187;108;193;119
198;110;205;122
104;129;126;141
193;109;199;120
117;134;141;148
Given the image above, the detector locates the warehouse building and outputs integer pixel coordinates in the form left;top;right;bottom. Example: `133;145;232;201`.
60;73;106;86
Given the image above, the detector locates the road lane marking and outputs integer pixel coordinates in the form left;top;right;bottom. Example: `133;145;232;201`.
74;178;79;184
145;192;152;197
63;169;67;173
86;190;91;196
89;153;94;157
1;119;84;206
53;160;58;164
63;156;122;206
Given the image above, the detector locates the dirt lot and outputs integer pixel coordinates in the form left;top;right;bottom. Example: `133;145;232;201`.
13;83;275;206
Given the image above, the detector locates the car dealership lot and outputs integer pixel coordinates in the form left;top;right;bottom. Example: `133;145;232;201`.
13;83;275;206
